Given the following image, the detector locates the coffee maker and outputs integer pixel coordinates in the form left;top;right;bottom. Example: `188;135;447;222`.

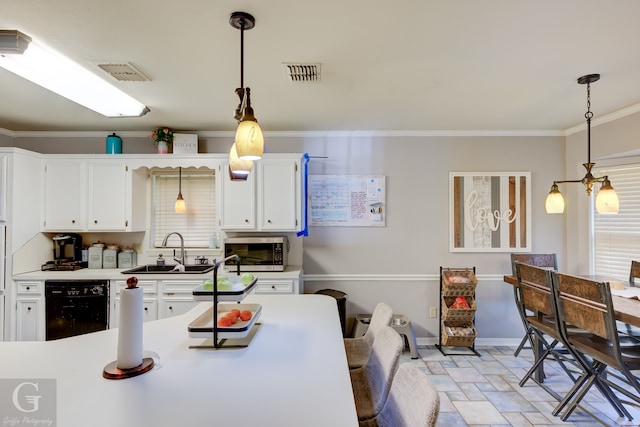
42;233;85;271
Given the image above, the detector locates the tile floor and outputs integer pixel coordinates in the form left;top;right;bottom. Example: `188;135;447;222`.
399;345;640;427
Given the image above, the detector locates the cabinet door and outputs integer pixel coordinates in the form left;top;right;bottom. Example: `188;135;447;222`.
16;298;41;341
219;162;256;230
43;160;86;230
88;163;128;231
260;159;299;231
162;299;199;318
255;279;297;294
0;156;6;221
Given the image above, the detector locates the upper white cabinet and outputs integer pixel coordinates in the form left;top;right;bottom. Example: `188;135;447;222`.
43;160;146;232
43;160;87;230
218;154;303;232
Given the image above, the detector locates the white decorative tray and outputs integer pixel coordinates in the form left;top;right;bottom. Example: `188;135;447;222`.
192;276;257;302
188;303;262;339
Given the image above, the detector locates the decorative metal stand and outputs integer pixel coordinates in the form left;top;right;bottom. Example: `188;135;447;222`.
189;254;260;350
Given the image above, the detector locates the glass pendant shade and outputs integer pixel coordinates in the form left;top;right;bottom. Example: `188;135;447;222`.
545;185;565;214
174;195;186;213
235;119;264;160
229;142;252;175
595;181;619;214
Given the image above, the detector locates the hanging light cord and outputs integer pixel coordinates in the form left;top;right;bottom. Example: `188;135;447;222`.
585;81;593;165
178;167;182;197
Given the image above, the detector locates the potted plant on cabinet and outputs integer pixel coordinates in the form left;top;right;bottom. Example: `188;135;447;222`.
150;127;174;154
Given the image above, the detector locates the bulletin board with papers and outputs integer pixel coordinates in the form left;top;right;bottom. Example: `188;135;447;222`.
309;175;386;227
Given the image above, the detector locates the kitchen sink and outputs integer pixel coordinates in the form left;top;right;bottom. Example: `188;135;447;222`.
121;264;216;274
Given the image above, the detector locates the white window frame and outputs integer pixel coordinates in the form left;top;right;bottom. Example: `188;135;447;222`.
592;159;640;280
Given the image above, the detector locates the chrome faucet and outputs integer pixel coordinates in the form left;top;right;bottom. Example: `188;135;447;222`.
162;232;186;265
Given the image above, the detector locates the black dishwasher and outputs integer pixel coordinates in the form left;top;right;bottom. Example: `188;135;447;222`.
45;280;109;341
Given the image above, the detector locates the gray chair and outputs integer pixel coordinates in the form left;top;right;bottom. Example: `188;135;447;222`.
350;326;403;422
510;253;558;356
345;302;393;369
359;363;440;427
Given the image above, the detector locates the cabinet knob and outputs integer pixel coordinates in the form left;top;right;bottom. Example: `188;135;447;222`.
271;285;276;290
267;219;272;223
71;220;76;224
94;220;98;224
27;307;31;311
26;287;30;291
169;306;173;310
144;307;148;312
244;219;249;223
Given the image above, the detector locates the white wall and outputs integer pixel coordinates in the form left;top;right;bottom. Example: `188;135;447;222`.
1;132;566;343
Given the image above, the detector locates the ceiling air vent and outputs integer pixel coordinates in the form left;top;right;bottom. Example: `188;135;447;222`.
96;62;150;82
282;63;321;83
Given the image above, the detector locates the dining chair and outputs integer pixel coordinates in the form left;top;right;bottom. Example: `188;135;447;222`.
345;302;393;369
630;260;640;286
350;326;403;422
358;363;440;427
510;253;558;357
550;272;640;421
514;262;579;394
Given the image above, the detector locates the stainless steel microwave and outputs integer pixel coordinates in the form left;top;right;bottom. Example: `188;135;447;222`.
223;236;288;272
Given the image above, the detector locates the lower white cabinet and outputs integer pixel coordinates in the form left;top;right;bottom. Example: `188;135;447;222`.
15;281;44;341
111;279;159;327
160;279;204;319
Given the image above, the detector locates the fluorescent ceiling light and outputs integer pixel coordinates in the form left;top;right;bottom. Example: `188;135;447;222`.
0;30;149;117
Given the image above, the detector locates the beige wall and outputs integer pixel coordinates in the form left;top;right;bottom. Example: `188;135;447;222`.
1;131;566;342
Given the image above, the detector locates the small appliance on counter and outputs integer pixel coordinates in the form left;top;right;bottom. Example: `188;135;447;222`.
41;233;86;271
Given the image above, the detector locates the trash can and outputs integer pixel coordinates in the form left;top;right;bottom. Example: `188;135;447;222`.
315;289;348;337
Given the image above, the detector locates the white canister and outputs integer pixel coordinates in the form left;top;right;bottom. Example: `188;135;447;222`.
88;243;105;269
103;244;119;269
118;248;137;268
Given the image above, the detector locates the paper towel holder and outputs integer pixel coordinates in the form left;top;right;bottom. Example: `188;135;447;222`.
103;358;154;380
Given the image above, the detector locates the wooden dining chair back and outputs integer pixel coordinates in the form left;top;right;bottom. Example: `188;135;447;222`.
551;272;640;421
514;262;578;390
510;253;558;356
359;363;440;427
344;302;393;369
350;326;403;422
630;260;640;286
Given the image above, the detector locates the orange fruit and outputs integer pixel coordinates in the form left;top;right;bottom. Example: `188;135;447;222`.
230;309;241;319
224;312;238;324
239;310;252;321
217;316;232;327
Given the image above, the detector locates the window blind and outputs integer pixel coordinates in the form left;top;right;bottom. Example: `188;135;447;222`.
152;169;216;248
593;163;640;280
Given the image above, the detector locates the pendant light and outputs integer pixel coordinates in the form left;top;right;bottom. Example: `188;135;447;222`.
545;74;619;214
230;12;264;162
175;167;186;213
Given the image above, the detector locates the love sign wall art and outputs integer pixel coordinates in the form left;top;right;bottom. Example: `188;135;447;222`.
450;172;531;252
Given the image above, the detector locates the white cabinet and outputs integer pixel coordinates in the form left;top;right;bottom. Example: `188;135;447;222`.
218;154;303;232
218;163;256;230
43;160;86;230
0;155;7;221
43;160;146;232
111;280;158;327
15;281;44;341
160;279;204;319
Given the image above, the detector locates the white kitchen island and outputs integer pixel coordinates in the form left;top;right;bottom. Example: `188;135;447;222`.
0;294;358;427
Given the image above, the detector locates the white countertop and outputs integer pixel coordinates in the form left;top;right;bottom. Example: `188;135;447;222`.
13;265;303;281
0;294;357;427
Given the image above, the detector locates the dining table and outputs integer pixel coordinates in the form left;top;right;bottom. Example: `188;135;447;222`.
0;294;359;427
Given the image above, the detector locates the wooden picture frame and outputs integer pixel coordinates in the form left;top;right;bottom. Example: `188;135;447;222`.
450;172;531;252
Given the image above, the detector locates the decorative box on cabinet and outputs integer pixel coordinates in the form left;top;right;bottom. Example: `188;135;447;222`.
436;267;479;356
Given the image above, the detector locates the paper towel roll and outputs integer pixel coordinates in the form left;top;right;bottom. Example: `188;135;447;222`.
117;286;143;369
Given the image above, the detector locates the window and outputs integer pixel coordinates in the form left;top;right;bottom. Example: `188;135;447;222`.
593;163;640;279
152;168;216;248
